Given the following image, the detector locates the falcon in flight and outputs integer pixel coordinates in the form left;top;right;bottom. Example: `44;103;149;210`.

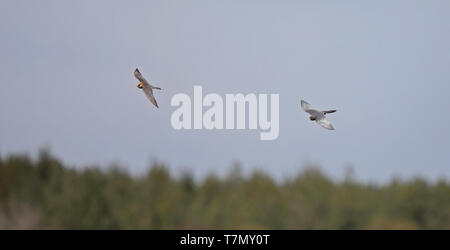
301;100;337;130
134;68;162;108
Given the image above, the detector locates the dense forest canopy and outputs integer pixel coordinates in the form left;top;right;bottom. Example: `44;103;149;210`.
0;150;449;229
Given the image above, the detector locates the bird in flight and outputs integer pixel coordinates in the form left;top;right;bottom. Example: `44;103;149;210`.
300;100;336;130
134;68;162;108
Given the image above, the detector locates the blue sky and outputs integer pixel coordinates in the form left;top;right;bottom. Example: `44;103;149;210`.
1;0;450;182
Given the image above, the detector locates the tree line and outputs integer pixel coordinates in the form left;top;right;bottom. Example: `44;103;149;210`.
0;150;449;229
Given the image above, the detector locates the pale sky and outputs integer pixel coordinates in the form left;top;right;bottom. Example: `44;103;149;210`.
1;0;450;182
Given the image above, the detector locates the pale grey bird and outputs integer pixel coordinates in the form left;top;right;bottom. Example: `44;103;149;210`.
134;68;162;108
301;100;336;130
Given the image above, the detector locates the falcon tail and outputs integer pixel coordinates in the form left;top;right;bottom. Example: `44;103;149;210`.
324;110;337;114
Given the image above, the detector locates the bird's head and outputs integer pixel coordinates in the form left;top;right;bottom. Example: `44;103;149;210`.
309;116;316;121
135;68;140;73
137;82;144;89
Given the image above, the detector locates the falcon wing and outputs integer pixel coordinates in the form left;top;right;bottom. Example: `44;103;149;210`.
301;100;320;115
134;69;147;83
301;100;314;110
142;85;159;108
316;117;335;130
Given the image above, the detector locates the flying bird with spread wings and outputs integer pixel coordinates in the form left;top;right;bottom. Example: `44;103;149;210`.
134;68;162;108
301;100;337;130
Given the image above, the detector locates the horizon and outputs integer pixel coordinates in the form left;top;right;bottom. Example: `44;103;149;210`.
1;149;446;186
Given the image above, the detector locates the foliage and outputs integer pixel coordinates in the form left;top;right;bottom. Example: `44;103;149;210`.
0;151;448;229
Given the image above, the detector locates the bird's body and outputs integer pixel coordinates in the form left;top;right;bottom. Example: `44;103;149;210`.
134;68;161;108
300;100;336;130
